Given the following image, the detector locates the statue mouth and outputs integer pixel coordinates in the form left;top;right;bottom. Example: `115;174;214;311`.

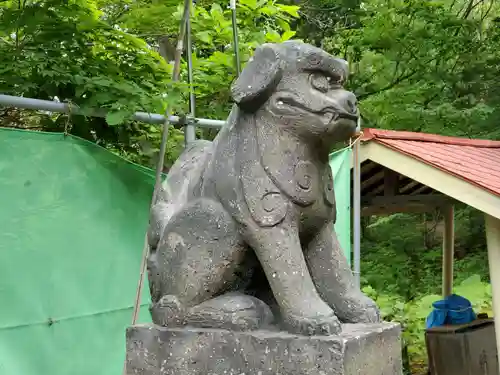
276;96;359;125
327;111;359;124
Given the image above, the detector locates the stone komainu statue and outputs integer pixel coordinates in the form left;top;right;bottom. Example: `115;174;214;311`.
147;40;380;336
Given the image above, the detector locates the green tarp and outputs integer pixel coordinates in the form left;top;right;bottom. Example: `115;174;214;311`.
0;128;153;375
0;127;353;375
330;147;352;265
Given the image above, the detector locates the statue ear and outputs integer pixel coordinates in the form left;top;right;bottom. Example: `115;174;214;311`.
231;44;282;112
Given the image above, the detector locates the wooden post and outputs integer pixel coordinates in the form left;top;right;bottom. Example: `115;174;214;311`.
485;213;500;371
383;169;399;196
442;205;454;297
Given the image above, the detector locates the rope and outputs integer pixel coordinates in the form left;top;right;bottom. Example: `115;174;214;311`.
349;130;364;147
331;130;364;154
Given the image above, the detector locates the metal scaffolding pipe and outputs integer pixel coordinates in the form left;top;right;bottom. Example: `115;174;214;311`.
230;0;241;76
185;1;197;144
0;94;225;129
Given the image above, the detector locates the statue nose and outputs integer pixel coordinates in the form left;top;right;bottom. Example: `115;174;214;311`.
341;91;358;114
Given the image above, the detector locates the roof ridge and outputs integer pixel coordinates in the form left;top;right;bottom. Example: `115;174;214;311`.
362;128;500;148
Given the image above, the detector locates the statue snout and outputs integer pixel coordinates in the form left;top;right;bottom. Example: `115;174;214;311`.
323;89;358;120
338;90;357;115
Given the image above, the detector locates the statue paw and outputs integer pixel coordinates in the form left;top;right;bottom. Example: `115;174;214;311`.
186;293;274;331
150;295;186;326
150;293;275;331
352;295;380;323
363;304;381;323
338;294;381;324
284;312;341;336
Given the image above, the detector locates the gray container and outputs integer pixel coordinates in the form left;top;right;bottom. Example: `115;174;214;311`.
425;318;498;375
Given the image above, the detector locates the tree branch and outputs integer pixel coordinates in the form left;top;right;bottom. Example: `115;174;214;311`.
357;69;418;101
481;0;495;22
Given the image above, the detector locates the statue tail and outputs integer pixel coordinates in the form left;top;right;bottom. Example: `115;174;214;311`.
147;139;213;250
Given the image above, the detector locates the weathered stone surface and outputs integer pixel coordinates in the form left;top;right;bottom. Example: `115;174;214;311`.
126;323;402;375
146;40;380;338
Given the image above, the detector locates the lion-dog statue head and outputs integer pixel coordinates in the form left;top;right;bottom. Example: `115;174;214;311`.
232;41;358;145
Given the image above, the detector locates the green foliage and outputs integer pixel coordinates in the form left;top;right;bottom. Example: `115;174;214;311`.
0;0;172;116
5;0;498;165
313;0;500;139
0;0;298;168
0;0;182;165
98;0;299;147
2;0;499;160
172;0;299;120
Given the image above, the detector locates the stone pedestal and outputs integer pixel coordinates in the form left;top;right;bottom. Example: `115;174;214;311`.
125;323;402;375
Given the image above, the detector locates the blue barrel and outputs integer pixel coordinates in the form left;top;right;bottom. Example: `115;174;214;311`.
426;294;476;329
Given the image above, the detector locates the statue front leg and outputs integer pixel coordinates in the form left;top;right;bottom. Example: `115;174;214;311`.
244;218;341;336
305;223;380;323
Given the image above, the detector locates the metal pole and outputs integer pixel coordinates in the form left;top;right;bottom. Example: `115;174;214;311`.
230;0;241;76
0;94;225;129
185;1;196;145
352;118;362;288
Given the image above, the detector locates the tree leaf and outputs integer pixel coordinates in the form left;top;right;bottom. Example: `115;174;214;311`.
281;30;296;41
276;4;300;18
105;110;129;126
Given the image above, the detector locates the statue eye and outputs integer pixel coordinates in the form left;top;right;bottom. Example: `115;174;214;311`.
310;73;330;93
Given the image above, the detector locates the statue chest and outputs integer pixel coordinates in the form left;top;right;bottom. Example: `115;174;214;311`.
261;158;336;208
294;163;337;230
286;160;335;208
241;158;337;228
226;120;338;228
255;125;335;208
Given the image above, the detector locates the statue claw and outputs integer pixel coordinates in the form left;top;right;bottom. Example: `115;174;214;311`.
284;312;341;336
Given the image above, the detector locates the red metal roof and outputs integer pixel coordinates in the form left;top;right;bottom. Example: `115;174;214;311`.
361;128;500;197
